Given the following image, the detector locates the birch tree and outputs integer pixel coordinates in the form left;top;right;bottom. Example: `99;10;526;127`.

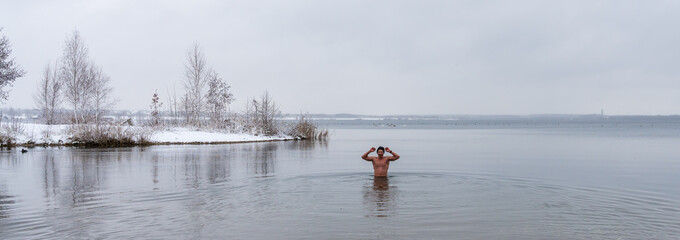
181;93;191;125
60;30;91;124
33;61;62;124
0;27;26;103
59;30;114;124
183;43;208;126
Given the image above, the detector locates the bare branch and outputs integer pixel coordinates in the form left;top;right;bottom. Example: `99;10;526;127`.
34;61;62;124
0;27;26;102
182;42;209;126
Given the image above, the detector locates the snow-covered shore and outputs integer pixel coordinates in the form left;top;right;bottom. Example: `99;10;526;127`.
149;127;292;144
5;123;293;146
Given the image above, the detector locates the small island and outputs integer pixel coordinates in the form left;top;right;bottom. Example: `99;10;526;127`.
0;30;326;148
3;122;303;148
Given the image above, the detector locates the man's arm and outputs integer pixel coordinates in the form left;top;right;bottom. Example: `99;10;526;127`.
362;147;376;161
385;147;400;161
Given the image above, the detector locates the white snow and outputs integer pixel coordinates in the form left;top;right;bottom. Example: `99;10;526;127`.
150;127;291;144
6;123;292;145
10;123;71;144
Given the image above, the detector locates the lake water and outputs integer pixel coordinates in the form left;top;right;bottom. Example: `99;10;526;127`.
1;121;680;239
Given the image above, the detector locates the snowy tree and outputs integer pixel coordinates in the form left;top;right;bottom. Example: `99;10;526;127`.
88;64;113;125
241;97;256;133
250;91;280;136
0;28;26;103
165;85;180;126
59;30;113;124
60;30;92;124
183;43;209;126
150;90;163;127
33;61;62;124
206;70;234;126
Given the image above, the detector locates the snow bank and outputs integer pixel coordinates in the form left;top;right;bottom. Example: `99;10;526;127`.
6;123;292;146
10;123;71;145
150;127;291;144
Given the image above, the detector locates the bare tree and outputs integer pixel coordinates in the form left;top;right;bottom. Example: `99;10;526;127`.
241;97;255;133
150;90;163;127
206;70;234;126
33;61;62;124
59;30;113;125
35;62;54;123
181;93;191;125
251;91;280;136
0;27;26;103
60;30;91;124
166;85;180;126
88;64;113;125
183;43;209;126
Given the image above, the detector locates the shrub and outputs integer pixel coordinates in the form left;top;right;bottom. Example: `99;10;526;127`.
67;124;151;147
0;116;24;146
287;115;328;140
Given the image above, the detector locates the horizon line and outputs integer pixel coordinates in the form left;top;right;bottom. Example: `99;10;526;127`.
0;108;679;117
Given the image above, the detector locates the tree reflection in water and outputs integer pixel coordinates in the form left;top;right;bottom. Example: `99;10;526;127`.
248;143;278;177
285;139;328;151
42;152;60;200
67;151;107;206
183;151;201;189
363;177;398;218
151;153;159;186
207;148;230;184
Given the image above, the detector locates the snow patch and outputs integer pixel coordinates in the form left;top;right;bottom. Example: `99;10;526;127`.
150;127;291;143
6;123;292;145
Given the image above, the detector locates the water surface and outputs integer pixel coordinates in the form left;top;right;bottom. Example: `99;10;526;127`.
1;125;679;239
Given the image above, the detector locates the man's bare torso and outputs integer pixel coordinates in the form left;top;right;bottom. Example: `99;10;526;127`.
370;156;391;177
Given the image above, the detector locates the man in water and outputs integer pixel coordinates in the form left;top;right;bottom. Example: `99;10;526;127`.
361;146;400;177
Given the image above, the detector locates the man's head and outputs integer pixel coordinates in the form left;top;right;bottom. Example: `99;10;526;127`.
377;146;385;156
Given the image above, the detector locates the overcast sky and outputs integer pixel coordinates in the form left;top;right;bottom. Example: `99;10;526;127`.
1;0;679;115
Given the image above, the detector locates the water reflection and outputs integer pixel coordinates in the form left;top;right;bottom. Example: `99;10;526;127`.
207;149;230;184
285;139;328;151
248;143;277;176
151;153;159;185
0;189;13;219
363;177;398;217
42;152;60;199
66;152;107;206
0;141;329;238
183;151;202;189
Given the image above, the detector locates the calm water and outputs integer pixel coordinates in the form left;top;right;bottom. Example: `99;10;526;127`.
1;124;680;239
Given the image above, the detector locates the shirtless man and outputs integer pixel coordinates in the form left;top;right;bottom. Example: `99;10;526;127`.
361;146;400;177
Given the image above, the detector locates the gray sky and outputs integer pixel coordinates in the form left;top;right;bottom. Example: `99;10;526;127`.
2;0;679;115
